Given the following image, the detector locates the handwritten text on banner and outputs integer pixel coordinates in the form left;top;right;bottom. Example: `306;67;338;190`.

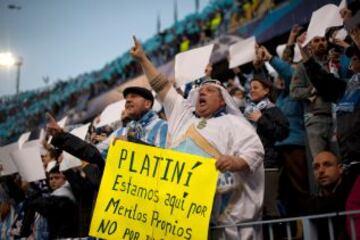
90;140;218;240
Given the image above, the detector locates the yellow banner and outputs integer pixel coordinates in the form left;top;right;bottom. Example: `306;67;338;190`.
89;140;218;240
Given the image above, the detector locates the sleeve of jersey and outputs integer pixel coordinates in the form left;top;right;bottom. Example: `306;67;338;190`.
230;119;264;173
162;87;186;118
157;122;168;148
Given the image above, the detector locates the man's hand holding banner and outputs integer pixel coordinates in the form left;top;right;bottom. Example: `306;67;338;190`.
90;140;218;240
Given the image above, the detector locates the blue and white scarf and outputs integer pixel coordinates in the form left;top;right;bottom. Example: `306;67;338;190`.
126;110;157;140
244;97;274;117
336;73;360;113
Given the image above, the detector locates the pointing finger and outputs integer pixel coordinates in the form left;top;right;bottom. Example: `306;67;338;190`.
133;35;139;47
46;112;56;123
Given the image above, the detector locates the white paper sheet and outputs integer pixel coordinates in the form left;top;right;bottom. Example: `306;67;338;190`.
303;4;344;46
11;147;46;182
58;116;68;128
276;44;302;63
229;36;256;68
175;44;214;86
18;132;31;149
39;128;46;142
59;151;83;171
59;123;91;171
22;140;41;149
70;123;91;140
95;100;125;128
335;28;348;40
46;160;57;172
0;143;19;176
339;0;347;9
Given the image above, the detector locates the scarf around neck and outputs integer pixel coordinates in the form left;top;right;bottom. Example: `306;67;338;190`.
244;97;274;117
126;110;157;140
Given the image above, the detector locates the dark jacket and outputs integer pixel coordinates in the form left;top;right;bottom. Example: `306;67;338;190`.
51;132;104;236
51;131;105;172
303;58;360;165
21;195;79;239
300;165;360;240
63;165;101;237
257;106;290;168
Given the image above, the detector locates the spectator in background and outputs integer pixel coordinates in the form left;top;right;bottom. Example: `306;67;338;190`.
313;152;343;199
47;86;168;175
300;38;360;168
210;9;223;36
0;184;16;240
19;165;79;239
179;35;191;52
308;151;357;240
244;72;289;218
61;161;102;237
88;124;115;145
40;146;62;172
281;25;303;64
290;35;336;159
258;44;309;217
231;66;248;88
229;87;246;112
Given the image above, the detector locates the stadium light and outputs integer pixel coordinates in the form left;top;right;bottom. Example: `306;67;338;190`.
0;52;23;95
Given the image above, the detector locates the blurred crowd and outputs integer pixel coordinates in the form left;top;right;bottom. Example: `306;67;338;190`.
0;0;284;146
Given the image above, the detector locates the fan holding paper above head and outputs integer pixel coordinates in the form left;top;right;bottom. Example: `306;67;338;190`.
174;43;215;87
290;25;338;160
302;1;346;47
276;25;304;64
228;36;256;69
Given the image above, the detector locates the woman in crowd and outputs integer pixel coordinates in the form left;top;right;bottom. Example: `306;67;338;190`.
244;73;289;218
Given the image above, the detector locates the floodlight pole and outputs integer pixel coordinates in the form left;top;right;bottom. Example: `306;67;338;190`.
15;59;22;95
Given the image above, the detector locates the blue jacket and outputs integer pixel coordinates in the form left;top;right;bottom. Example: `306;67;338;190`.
270;56;305;146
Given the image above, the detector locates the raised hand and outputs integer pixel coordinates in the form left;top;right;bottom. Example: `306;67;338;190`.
253;44;265;68
333;38;350;49
288;25;303;45
340;7;352;22
130;35;146;62
205;64;213;77
296;31;307;46
46;113;63;136
297;41;312;62
259;46;273;62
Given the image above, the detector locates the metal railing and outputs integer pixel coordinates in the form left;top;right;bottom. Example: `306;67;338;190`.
210;209;360;240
